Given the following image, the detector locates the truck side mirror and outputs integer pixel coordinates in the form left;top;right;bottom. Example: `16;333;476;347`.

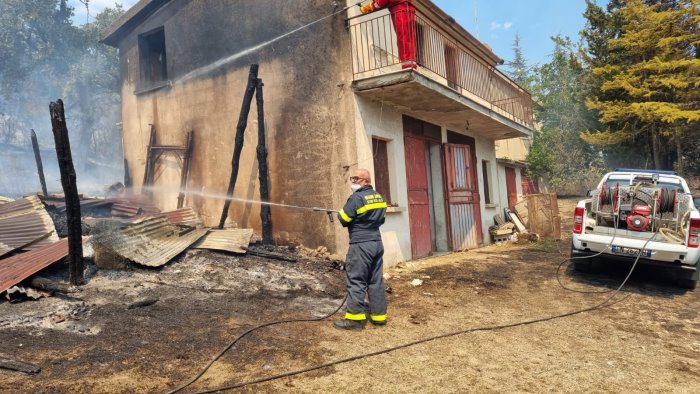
586;190;594;197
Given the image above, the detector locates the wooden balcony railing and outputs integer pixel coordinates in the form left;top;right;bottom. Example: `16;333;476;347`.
349;3;533;128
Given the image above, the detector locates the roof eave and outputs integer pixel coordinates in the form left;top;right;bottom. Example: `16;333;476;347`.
101;0;171;47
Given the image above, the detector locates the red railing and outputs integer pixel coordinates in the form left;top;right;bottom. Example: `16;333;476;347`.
349;4;533;128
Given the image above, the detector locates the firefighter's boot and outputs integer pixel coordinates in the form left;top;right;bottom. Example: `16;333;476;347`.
333;319;366;331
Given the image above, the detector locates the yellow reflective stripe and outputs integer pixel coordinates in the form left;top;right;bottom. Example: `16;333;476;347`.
345;312;366;320
356;202;388;214
370;314;387;322
339;209;353;222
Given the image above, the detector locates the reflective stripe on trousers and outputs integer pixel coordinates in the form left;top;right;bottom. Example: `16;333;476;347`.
344;240;387;320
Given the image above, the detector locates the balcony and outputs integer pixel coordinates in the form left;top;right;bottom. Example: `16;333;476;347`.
348;1;533;138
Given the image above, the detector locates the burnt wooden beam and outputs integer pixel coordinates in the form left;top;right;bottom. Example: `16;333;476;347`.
218;64;259;229
49;99;84;286
0;354;41;374
255;78;273;244
142;125;157;193
29;276;74;294
30;129;48;197
177;130;194;209
243;247;297;262
124;158;132;189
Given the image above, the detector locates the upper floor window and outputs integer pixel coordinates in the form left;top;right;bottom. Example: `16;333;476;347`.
138;27;167;84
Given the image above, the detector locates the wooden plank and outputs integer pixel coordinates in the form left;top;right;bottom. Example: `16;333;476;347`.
0;354;41;374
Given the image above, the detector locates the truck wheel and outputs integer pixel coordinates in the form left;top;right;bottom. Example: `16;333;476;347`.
678;279;697;290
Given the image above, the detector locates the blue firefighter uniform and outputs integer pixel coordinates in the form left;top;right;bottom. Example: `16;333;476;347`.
337;185;388;324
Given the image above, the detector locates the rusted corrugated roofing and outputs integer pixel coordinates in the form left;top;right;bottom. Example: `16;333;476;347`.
134;207;202;228
0;196;59;255
0;239;68;294
92;217;207;267
41;194;160;218
193;229;254;254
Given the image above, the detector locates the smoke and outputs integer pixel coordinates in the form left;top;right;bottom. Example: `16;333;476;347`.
0;2;125;198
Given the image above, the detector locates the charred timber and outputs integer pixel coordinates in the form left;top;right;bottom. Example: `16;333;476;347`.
30;130;48;197
124;158;132;188
255;78;273;244
218;64;259;229
177;130;194;209
49;100;84;286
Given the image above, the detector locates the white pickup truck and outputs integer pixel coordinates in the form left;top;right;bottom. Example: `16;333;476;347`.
571;169;699;289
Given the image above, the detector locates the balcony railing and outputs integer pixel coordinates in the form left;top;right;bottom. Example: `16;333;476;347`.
348;4;533;128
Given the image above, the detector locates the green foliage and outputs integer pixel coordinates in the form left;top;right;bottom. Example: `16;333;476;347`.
582;0;700;174
0;0;124;176
526;36;606;194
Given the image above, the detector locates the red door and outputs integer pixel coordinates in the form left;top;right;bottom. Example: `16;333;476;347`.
505;167;518;209
404;136;433;259
443;143;482;250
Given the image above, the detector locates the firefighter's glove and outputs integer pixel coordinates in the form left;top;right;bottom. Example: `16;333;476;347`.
359;1;377;14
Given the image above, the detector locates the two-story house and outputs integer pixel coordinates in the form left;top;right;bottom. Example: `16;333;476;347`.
102;0;534;266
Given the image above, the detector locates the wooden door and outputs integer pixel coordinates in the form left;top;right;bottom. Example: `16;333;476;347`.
404;136;433;259
505;167;518;209
443;143;482;250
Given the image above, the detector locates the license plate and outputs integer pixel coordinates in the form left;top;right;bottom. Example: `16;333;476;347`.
611;245;651;257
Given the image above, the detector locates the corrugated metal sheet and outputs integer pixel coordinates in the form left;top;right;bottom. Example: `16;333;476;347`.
449;204;479;250
41;195;160;218
0;196;59;254
92;217;207;267
0;239;68;294
134;207;202;228
193;229;253;253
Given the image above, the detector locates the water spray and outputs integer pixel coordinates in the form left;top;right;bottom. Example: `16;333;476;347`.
176;1;364;84
140;185;338;222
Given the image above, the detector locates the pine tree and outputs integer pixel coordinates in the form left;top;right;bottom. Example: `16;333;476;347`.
582;0;700;174
505;33;534;89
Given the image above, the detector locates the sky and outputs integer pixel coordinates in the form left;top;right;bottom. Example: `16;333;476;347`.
69;0;595;67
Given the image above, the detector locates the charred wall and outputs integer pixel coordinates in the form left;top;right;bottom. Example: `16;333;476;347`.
117;0;356;251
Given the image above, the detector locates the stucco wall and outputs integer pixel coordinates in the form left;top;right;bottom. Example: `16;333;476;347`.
473;135;498;244
117;0;357;251
354;94;509;265
353;96;412;265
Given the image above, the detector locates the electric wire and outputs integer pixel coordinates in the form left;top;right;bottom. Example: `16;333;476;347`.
165;295;348;394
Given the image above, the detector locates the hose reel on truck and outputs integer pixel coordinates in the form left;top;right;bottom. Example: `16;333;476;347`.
590;182;694;243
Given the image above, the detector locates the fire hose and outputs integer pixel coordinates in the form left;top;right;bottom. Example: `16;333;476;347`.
167;230;654;394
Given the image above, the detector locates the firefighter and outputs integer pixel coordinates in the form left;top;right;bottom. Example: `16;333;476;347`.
334;168;389;330
359;0;417;69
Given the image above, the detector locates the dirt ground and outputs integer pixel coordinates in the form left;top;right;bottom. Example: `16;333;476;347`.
1;198;698;393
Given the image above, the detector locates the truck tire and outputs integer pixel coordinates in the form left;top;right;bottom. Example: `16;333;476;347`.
570;242;593;273
678;279;697;290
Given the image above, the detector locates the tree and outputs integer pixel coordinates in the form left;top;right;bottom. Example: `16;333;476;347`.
0;0;125;194
526;36;605;194
504;33;535;90
582;0;700;175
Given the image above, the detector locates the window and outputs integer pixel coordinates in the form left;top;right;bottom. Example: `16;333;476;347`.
372;137;392;204
138;27;167;84
482;160;491;204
